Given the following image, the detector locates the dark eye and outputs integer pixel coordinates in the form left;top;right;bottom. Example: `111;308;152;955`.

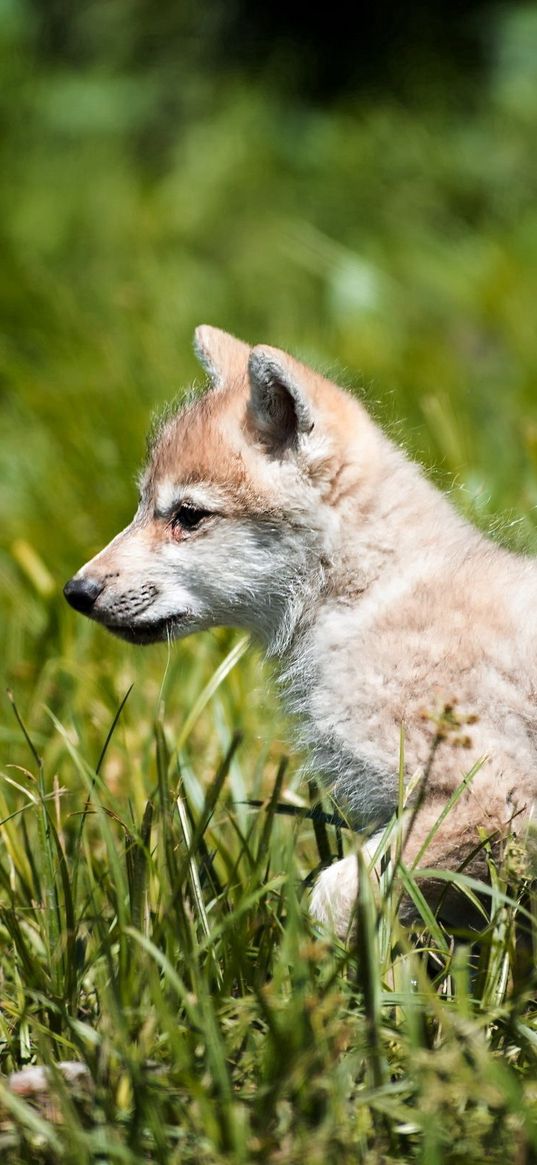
172;505;211;532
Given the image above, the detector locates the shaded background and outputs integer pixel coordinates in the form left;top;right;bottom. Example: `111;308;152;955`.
1;0;537;769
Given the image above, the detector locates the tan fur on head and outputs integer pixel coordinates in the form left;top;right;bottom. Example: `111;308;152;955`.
65;325;537;941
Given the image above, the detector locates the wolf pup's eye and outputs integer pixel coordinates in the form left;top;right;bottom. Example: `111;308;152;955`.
172;505;211;533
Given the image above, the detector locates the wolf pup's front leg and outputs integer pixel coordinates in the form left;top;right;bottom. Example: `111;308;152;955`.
311;793;509;941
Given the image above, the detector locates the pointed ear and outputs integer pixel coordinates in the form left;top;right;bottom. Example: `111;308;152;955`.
193;325;250;387
248;346;315;449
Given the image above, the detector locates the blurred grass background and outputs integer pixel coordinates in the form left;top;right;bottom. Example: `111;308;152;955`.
1;2;537;1160
2;2;537;711
2;0;537;775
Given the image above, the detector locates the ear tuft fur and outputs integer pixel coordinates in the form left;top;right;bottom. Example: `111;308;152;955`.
248;347;314;449
193;325;250;387
193;325;220;382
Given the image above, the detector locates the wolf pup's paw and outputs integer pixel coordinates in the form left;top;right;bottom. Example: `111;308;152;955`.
310;854;359;941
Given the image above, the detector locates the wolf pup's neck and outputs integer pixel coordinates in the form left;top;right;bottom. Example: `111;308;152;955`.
276;429;476;825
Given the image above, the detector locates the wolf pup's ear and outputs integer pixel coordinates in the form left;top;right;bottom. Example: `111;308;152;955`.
194;325;250;387
248;347;314;450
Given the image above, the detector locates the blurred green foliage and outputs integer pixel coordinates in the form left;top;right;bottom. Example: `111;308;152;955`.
1;0;536;785
0;0;536;790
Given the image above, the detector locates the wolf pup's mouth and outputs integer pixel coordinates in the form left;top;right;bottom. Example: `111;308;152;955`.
104;615;187;645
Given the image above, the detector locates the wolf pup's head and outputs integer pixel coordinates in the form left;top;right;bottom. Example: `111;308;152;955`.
64;326;375;655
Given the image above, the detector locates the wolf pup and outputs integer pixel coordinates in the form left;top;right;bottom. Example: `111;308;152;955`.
64;326;537;937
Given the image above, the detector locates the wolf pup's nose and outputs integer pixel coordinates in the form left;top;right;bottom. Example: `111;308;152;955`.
63;575;104;614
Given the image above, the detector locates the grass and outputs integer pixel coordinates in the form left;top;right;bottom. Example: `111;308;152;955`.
1;682;537;1164
2;3;537;1160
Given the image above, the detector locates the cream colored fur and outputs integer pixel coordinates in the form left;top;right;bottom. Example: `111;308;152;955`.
66;326;537;940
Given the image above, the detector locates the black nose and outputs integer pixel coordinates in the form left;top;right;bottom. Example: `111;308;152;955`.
63;575;104;614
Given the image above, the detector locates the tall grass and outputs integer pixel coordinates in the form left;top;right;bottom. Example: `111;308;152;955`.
1;675;536;1163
